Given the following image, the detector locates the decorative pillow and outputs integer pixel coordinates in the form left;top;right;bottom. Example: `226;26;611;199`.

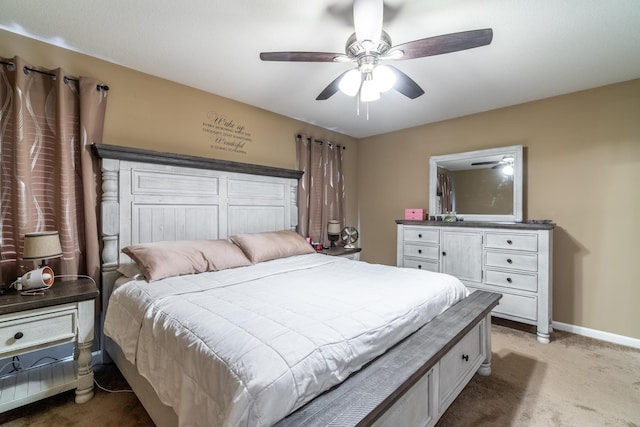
122;239;251;282
230;230;315;263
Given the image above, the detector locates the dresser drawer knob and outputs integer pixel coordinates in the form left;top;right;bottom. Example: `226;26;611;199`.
417;265;422;269
507;239;513;245
462;354;469;362
507;258;513;264
506;277;513;283
14;332;24;340
418;234;422;238
442;251;447;256
418;249;422;254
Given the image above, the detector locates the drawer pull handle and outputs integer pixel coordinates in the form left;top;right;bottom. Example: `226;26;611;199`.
506;277;513;283
14;332;24;340
507;239;513;245
462;354;469;362
442;251;447;256
417;265;422;269
418;249;422;254
507;258;513;264
418;234;422;238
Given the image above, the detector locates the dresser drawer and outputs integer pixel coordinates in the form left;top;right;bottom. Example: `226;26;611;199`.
403;243;439;260
439;322;483;408
403;227;439;244
485;251;538;272
485;269;538;292
403;258;439;272
0;308;77;356
485;232;538;252
492;292;537;321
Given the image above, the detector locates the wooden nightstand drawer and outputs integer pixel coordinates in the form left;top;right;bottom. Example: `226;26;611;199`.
0;307;77;356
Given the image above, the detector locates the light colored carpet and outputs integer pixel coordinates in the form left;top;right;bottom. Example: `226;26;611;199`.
1;320;638;426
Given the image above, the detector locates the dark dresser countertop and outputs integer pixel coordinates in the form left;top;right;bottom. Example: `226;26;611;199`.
396;219;555;230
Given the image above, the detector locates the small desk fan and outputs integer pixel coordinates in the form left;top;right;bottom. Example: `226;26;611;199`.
341;227;359;249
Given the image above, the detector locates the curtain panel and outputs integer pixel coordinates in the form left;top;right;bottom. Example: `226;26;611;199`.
295;134;346;246
0;56;108;287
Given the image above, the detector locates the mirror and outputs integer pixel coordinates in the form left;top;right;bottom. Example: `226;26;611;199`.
429;145;523;222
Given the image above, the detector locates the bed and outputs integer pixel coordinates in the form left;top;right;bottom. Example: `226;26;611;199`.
93;143;501;427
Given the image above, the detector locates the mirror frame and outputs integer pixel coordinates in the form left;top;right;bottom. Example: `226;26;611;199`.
429;145;523;222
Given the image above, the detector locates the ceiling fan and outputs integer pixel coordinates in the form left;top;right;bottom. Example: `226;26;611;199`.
259;0;493;103
471;156;515;174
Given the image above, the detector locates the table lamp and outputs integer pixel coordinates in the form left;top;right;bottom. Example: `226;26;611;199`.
327;220;341;248
20;231;63;290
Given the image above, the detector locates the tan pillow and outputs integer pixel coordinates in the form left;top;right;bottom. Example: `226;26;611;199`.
122;239;251;282
230;230;315;263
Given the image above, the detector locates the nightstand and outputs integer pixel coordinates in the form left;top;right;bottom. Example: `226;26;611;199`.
0;277;99;412
320;246;362;260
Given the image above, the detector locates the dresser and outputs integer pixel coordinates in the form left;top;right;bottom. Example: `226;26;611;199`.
397;220;554;343
0;278;99;411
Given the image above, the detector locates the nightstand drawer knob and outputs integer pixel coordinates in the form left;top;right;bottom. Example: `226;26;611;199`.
462;354;469;362
14;332;24;340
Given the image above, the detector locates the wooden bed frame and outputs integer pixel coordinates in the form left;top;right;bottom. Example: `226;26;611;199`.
93;143;501;427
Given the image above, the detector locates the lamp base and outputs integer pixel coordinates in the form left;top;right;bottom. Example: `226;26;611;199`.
328;233;340;248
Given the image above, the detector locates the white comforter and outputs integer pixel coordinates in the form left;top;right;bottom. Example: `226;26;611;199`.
104;253;467;427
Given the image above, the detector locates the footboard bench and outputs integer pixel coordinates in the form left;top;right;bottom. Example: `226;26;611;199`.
277;290;501;427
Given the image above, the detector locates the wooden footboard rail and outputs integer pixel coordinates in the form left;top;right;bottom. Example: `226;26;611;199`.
276;290;502;427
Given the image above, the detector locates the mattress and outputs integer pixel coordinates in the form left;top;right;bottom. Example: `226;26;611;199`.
104;253;468;427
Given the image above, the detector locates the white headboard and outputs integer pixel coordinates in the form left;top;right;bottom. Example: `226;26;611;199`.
93;143;302;319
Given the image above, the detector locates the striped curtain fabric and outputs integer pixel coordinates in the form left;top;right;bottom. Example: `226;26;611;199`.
0;56;108;286
295;134;346;246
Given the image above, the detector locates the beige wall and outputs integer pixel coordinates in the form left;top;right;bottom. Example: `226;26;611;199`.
0;29;358;237
358;79;640;340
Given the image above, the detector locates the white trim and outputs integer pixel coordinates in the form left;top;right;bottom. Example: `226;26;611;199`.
552;321;640;350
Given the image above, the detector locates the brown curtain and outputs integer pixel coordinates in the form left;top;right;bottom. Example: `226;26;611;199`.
0;56;108;286
296;134;346;246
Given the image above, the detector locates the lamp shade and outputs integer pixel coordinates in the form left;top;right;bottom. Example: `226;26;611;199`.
327;220;341;235
339;69;361;97
23;231;63;262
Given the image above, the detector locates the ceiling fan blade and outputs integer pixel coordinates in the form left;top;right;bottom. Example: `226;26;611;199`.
387;65;424;99
316;70;351;100
471;160;499;166
259;52;344;62
353;0;383;43
391;28;493;60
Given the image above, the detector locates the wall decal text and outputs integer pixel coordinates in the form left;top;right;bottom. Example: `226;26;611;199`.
203;112;252;154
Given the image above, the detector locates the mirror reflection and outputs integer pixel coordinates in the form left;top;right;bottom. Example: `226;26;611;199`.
429;145;523;222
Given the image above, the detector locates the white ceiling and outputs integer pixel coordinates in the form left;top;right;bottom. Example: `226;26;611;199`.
2;0;640;138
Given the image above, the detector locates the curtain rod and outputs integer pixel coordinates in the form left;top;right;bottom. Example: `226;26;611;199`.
0;60;109;92
296;134;346;150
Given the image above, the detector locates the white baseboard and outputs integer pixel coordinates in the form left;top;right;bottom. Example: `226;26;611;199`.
552;321;640;350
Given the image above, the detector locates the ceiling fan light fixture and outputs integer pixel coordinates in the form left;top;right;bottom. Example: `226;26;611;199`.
373;65;396;92
360;78;380;102
339;69;362;96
